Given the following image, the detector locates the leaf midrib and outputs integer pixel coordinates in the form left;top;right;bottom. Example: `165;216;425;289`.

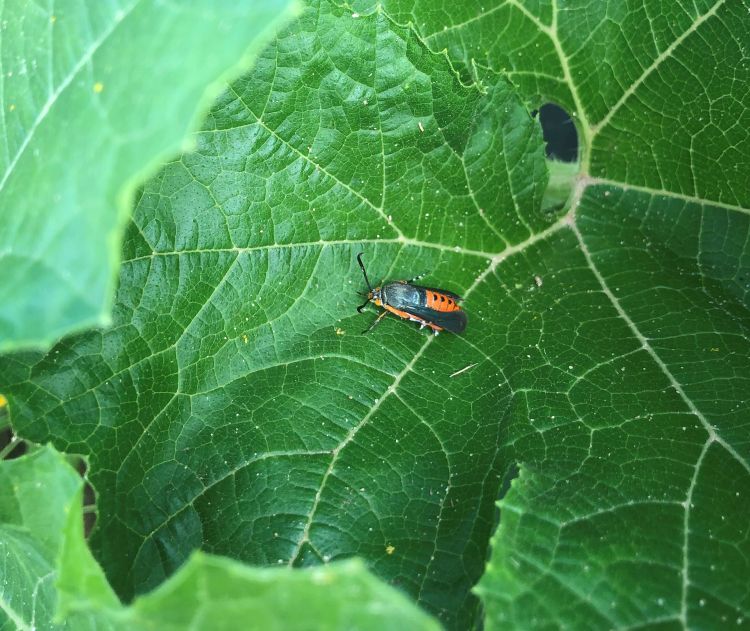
123;237;497;264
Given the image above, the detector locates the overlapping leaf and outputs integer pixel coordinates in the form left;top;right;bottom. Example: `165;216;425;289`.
0;0;296;351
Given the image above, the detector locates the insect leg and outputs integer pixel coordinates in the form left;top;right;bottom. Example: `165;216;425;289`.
362;309;388;334
356;296;371;313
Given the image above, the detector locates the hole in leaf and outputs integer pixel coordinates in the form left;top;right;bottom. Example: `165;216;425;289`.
538;103;578;163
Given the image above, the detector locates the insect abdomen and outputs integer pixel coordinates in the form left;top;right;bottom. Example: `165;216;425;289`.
423;289;461;312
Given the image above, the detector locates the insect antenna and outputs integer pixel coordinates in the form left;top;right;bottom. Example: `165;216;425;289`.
356;252;375;313
356;252;373;291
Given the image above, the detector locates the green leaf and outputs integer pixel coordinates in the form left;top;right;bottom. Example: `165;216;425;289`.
0;446;116;629
0;1;553;627
0;446;439;630
125;554;441;631
366;1;750;628
0;0;297;352
3;0;749;628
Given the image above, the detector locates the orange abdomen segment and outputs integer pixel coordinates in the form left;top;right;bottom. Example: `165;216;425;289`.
385;305;444;331
425;291;461;312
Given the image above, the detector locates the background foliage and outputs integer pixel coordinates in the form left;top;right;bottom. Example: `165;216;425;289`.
2;0;749;629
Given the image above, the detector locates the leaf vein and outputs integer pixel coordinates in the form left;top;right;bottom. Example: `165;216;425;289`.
591;0;727;134
571;217;750;477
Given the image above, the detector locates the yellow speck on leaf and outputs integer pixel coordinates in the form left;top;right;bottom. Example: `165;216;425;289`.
386;544;395;555
335;327;345;336
93;82;104;93
0;394;7;408
242;334;249;344
9;104;15;112
50;15;57;23
710;347;719;352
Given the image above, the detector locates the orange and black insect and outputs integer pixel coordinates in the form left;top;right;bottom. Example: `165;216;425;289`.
356;252;467;335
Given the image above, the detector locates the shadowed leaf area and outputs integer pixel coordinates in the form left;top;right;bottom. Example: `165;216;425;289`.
2;0;749;629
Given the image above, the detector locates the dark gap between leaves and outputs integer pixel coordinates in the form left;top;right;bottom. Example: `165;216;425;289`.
490;462;520;549
0;423;97;536
474;463;520;631
75;457;98;538
0;429;28;460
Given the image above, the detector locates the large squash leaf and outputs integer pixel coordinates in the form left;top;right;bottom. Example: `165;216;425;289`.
0;0;296;352
0;1;552;627
0;446;439;630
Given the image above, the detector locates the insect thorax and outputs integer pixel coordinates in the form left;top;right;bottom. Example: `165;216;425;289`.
382;282;421;308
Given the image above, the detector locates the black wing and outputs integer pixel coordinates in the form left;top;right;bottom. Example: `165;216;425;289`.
402;305;467;334
411;284;463;302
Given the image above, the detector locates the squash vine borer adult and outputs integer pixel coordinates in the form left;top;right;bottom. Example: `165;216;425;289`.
356;252;467;335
